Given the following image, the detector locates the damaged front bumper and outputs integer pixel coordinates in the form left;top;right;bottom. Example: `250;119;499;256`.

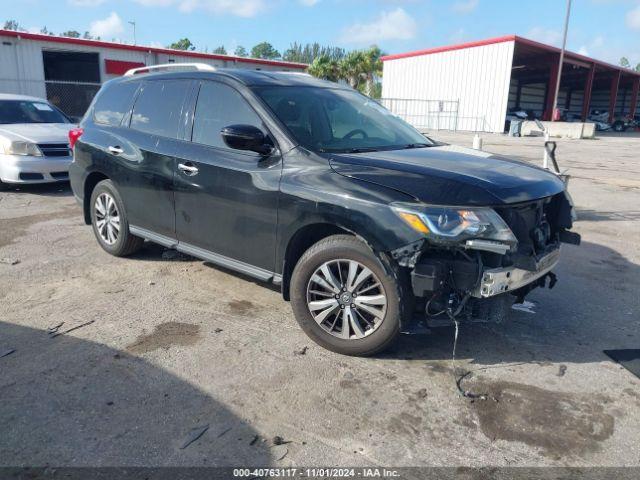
394;190;581;323
472;247;560;298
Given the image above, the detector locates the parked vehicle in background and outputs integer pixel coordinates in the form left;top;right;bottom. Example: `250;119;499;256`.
0;94;74;187
69;64;580;356
610;115;638;133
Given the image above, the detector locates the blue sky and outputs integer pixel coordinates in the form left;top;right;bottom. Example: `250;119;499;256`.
3;0;640;65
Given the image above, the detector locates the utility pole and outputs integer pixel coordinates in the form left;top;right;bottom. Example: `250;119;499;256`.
128;21;136;45
551;0;572;121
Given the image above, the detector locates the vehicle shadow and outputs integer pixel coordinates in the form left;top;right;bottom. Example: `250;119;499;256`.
381;240;639;366
0;181;73;197
0;321;272;466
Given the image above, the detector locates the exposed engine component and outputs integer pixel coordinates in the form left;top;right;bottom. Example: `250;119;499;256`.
405;190;579;325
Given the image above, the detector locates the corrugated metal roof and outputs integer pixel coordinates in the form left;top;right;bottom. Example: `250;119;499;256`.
0;29;308;70
381;35;640;78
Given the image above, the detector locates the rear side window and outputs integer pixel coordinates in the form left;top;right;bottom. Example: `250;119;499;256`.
93;81;139;126
192;81;263;149
130;80;190;139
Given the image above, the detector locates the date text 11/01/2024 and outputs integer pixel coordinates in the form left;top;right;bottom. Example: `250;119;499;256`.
232;468;400;477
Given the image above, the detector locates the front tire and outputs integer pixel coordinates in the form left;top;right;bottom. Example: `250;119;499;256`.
290;235;403;356
90;179;143;257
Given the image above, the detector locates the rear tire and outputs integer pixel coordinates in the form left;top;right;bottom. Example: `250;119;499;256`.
90;179;143;257
290;235;403;356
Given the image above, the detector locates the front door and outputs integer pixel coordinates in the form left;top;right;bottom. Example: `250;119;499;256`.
173;80;281;273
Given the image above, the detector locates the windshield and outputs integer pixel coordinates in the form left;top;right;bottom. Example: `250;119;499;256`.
254;86;433;153
0;100;69;124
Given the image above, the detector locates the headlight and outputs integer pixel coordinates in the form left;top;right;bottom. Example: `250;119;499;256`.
2;141;43;156
392;203;517;248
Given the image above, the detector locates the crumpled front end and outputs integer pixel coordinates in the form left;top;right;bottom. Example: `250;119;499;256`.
391;191;580;324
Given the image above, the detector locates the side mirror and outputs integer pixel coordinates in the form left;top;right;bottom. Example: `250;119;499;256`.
220;124;273;155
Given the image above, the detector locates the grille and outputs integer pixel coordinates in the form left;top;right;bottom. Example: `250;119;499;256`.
38;143;71;157
496;196;558;256
19;172;44;181
50;171;69;180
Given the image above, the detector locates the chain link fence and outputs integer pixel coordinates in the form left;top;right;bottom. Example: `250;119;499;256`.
380;97;489;132
0;79;101;122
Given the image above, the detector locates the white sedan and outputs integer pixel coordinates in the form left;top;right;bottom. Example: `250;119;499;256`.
0;93;75;186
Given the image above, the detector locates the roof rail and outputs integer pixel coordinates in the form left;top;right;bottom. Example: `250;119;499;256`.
124;62;217;76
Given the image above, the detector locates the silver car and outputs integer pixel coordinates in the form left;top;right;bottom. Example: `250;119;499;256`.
0;93;74;186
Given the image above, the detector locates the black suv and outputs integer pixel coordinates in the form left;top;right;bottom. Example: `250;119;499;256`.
69;64;579;356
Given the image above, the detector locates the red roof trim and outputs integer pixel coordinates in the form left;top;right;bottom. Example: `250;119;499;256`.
380;35;516;61
381;33;640;78
0;29;307;69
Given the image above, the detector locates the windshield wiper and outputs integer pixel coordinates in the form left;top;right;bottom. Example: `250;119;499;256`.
402;143;432;149
345;147;380;153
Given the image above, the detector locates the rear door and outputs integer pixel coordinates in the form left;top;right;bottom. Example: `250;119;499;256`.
173;80;282;273
117;79;192;239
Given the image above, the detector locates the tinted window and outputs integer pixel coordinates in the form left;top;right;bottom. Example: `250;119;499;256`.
192;82;263;149
93;81;139;126
255;86;431;153
0;100;69;124
130;80;190;138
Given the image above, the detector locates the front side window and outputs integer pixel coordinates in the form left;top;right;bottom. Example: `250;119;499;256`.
0;100;69;124
93;81;139;126
130;80;190;138
254;86;432;153
191;81;263;149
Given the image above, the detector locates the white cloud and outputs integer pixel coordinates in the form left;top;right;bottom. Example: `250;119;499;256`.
299;0;319;5
627;4;640;30
577;46;589;56
68;0;107;6
452;0;478;14
133;0;265;17
526;26;562;46
341;8;417;44
89;12;124;38
591;35;604;48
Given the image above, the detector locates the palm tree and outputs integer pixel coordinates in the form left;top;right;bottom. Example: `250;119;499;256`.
339;50;366;89
308;55;341;82
361;46;383;97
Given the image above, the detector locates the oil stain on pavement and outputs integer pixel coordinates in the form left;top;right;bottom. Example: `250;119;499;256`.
469;380;615;458
127;322;201;354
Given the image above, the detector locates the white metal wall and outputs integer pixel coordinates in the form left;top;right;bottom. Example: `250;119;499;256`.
0;35;301;97
382;41;515;133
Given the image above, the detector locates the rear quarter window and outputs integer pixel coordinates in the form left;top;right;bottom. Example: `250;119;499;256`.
130;80;190;139
93;81;139;126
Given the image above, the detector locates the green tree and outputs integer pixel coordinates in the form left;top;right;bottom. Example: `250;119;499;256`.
3;20;20;31
308;54;341;82
61;30;81;38
360;46;383;97
212;45;227;55
339;50;367;89
234;45;248;57
283;42;345;63
83;31;98;40
620;57;631;68
168;38;195;51
40;26;54;35
250;42;280;59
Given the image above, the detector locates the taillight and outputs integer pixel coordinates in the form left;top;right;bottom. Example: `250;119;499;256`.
68;127;84;149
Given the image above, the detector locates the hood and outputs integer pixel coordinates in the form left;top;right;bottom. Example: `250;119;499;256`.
0;123;73;144
328;144;565;206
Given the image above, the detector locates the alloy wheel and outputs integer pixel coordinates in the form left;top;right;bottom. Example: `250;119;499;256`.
94;192;120;245
306;259;387;340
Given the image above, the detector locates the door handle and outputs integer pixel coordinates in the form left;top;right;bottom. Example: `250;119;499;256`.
178;162;199;176
108;146;123;155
